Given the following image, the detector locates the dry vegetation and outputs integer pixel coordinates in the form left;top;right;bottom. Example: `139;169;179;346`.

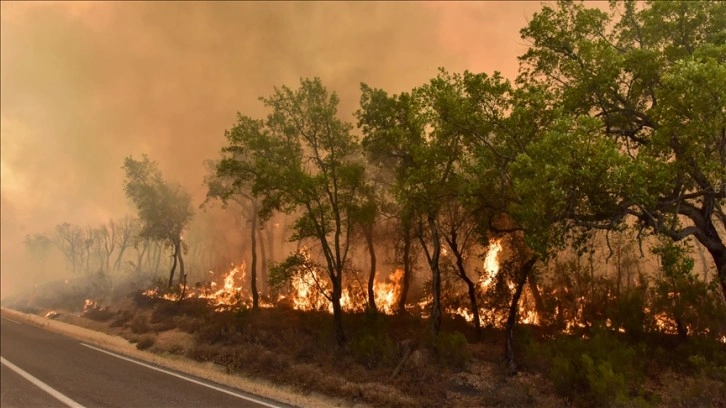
5;282;725;408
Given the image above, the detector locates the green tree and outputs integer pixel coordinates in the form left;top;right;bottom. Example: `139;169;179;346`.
517;0;726;301
122;155;194;288
358;71;483;335
205;159;262;309
350;183;380;313
357;83;449;335
217;78;366;345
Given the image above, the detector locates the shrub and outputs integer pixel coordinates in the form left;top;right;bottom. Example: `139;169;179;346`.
350;333;395;368
433;331;470;370
84;306;115;322
110;310;133;328
524;329;649;406
129;314;151;334
136;334;156;350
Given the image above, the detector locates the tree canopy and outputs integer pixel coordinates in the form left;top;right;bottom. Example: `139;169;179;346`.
123;155;194;287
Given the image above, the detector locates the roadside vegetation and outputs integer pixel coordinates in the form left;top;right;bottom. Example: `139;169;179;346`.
5;1;725;407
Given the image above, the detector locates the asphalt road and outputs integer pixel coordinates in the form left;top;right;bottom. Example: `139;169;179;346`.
0;315;290;408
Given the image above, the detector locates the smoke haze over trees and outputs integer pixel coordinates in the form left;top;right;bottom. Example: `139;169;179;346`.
1;1;544;296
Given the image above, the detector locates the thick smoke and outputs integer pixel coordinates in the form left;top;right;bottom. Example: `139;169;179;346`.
0;2;543;297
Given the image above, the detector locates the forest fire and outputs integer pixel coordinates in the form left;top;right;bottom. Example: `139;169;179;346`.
140;238;545;327
197;263;249;311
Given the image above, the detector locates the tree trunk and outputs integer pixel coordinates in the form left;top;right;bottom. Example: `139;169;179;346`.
250;206;259;310
266;223;275;270
332;272;346;346
168;241;179;288
397;225;413;314
458;254;481;338
365;226;377;313
419;213;443;336
178;241;185;286
527;273;546;320
707;247;726;304
673;205;726;303
257;227;268;295
177;242;186;300
135;241;148;276
447;235;481;338
153;241;162;274
505;256;537;373
113;247;127;272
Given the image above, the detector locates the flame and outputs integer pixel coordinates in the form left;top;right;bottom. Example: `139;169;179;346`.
449;239;540;327
197;262;249;311
478;239;503;290
141;238;544;330
373;269;403;314
83;299;98;312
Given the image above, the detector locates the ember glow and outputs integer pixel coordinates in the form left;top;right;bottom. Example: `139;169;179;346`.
83;299;98;312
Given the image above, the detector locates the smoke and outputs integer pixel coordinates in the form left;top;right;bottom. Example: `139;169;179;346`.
0;1;542;298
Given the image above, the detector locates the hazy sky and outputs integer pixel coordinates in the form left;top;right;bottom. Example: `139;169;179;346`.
1;1;549;294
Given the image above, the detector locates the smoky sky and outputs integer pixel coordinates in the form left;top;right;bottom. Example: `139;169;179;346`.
1;1;546;296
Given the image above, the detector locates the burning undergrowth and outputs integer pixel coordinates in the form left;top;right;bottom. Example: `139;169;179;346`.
139;240;537;328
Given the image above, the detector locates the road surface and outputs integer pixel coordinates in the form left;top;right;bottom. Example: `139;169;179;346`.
1;315;291;408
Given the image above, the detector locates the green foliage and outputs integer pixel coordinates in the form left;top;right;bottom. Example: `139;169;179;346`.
524;330;648;406
269;250;332;310
350;333;395;368
648;240;726;336
432;331;470;370
516;0;726;290
217;78;368;342
268;251;309;290
122;155;194;245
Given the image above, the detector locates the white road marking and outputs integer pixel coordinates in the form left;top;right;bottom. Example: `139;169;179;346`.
80;343;285;408
1;356;86;408
1;317;22;324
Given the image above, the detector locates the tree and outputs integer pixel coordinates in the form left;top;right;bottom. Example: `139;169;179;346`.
54;223;84;274
95;221;117;273
205;159;262;309
398;68;560;369
439;198;484;337
357;72;474;335
517;0;726;301
217;78;366;345
113;216;138;273
350;179;380;313
24;233;55;273
122;155;194;288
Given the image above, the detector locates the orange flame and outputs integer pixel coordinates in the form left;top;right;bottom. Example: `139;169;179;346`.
142;238;541;328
